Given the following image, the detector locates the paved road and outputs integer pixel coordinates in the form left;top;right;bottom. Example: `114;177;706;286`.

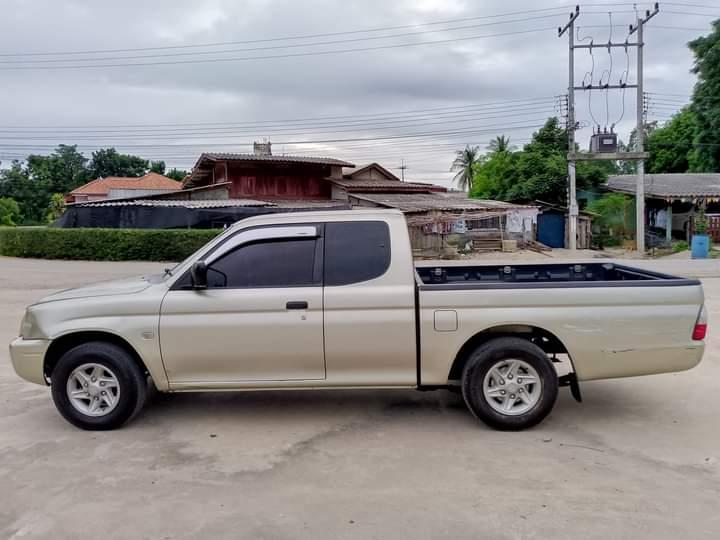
1;256;719;539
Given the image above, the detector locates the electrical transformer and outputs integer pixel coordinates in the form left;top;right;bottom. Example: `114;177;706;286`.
589;131;618;153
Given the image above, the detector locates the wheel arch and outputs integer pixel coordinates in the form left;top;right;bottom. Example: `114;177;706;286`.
447;324;574;382
44;331;150;383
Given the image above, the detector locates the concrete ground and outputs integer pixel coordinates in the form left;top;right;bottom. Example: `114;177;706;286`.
1;255;719;539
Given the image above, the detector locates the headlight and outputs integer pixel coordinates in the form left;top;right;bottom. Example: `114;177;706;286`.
19;310;45;339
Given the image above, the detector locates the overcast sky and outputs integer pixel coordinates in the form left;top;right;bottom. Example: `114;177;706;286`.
0;0;714;187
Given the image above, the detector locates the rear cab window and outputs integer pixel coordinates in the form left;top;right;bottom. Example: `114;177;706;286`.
324;221;391;286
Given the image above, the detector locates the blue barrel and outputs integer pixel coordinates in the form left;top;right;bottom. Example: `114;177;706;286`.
691;234;710;259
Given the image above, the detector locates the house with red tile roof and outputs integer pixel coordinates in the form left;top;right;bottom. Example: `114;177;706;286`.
66;172;182;203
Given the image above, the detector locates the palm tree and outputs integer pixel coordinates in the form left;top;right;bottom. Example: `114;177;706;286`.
450;145;480;192
487;135;514;153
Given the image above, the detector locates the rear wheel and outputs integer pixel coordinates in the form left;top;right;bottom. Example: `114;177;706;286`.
461;337;558;430
50;342;147;431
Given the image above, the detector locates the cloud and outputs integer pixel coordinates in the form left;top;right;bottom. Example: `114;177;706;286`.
0;0;709;184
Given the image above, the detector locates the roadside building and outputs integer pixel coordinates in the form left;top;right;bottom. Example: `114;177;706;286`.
533;200;594;249
60;142;539;254
347;191;538;256
66;172;181;203
330;162;446;200
606;173;720;241
182;142;353;200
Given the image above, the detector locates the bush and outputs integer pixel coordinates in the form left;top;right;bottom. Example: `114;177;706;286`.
588;193;633;248
0;197;21;226
0;227;221;261
673;240;689;253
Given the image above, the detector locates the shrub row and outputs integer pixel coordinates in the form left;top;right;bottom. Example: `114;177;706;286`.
0;227;221;261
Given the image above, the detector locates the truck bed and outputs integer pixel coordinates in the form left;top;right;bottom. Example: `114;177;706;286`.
415;262;700;289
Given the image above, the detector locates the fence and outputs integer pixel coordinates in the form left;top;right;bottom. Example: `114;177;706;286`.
690;214;720;242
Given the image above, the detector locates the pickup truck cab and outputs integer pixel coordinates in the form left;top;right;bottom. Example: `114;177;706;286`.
9;209;707;431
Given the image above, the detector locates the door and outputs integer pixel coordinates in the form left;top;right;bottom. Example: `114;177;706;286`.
321;221;417;386
537;212;566;248
160;227;325;386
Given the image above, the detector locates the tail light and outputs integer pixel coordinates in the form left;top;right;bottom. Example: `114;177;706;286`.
692;305;708;341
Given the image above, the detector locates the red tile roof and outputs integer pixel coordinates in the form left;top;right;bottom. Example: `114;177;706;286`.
69;172;182;196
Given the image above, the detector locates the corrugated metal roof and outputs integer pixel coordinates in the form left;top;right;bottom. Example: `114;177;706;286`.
270;200;352;208
606;174;720;198
74;198;351;210
76;199;275;208
349;192;535;213
199;152;354;167
331;177;445;192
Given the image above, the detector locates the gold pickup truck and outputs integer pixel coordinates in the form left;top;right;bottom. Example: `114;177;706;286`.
9;209;707;431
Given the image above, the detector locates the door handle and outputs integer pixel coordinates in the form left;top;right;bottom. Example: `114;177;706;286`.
286;301;308;310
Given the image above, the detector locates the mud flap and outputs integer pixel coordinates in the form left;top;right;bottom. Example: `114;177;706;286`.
559;372;582;403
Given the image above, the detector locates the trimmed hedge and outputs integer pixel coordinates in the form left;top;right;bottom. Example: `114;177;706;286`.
0;227;221;261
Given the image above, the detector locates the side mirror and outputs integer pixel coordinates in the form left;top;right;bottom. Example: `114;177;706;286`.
190;261;208;289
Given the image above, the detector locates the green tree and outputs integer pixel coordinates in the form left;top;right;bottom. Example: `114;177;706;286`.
450;145;480;191
89;148;149;178
688;20;720;171
150;160;166;174
523;117;567;155
26;145;89;194
46;193;66;223
646;108;698;173
487;135;514;153
0;197;21;226
587;193;633;245
0;161;50;224
165;168;189;181
471;117;615;205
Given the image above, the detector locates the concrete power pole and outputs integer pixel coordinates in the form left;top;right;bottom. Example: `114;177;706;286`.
398;159;407;182
559;6;580;250
559;4;658;252
630;7;658;253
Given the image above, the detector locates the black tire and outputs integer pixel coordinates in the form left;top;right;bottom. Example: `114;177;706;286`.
50;341;148;431
461;337;558;431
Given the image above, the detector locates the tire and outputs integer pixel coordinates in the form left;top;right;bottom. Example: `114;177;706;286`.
50;341;148;431
461;337;558;431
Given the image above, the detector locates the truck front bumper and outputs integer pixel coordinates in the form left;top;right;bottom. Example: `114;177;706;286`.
9;337;49;385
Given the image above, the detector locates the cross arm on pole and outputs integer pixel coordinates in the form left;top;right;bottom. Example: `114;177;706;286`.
629;2;659;35
573;42;638;49
574;84;638;90
558;5;580;37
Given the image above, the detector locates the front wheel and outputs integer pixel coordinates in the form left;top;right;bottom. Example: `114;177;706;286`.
461;337;558;431
50;342;148;431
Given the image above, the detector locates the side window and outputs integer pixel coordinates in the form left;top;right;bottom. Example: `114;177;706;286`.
208;238;318;288
324;221;391;286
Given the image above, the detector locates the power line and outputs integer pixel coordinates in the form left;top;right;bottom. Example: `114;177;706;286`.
0;122;548;149
0;110;557;140
0;116;554;142
0;15;565;65
0;101;557;134
653;25;715;30
663;10;720;16
663;2;720;8
0;28;556;71
0;96;558;129
0;6;573;57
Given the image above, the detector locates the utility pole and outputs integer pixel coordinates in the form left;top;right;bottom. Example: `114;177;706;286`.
560;3;658;253
630;6;658;253
398;159;407;182
559;6;580;250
